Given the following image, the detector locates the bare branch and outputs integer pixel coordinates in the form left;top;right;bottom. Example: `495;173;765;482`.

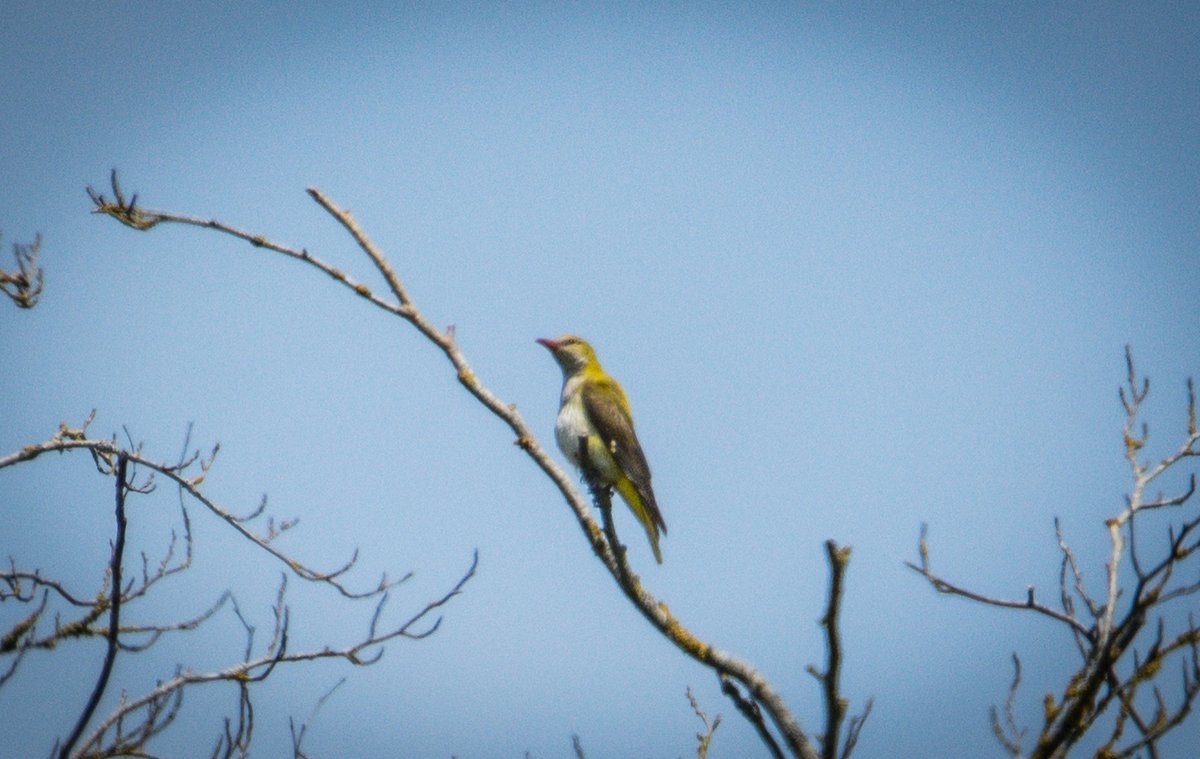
989;654;1025;757
0;590;44;687
914;350;1200;759
73;551;475;757
839;698;872;759
687;686;721;759
2;564;94;606
806;540;864;759
87;170;406;316
58;453;130;758
85;172;856;758
1055;519;1095;661
720;674;785;759
2;424;396;599
289;678;344;759
5;401;473;757
907;524;1093;639
594;483;819;758
210;683;253;759
0;232;44;308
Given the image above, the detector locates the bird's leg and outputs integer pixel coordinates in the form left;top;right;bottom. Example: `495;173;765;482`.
574;434;627;562
574;435;590;474
591;484;626;562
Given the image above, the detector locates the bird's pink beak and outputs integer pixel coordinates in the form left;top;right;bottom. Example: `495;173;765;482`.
536;337;558;351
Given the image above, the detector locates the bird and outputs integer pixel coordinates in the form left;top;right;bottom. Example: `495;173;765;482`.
537;334;667;563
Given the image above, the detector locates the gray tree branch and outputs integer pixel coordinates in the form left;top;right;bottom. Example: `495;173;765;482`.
86;171;866;759
910;348;1200;758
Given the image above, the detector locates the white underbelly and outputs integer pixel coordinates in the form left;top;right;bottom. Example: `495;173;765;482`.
555;396;619;484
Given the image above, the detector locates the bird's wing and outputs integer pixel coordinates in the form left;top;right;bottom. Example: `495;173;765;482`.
582;376;667;533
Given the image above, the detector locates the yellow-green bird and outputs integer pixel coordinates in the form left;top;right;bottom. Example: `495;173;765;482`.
537;335;667;563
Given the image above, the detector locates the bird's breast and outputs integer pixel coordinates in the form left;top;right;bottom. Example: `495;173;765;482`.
555;393;620;484
555;394;591;466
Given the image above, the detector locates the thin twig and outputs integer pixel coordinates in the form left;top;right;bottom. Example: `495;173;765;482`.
720;674;785;759
907;524;1093;639
0;232;44;308
814;540;851;759
290;678;345;759
913;350;1200;759
687;686;721;759
74;552;476;756
87;173;825;758
840;698;872;759
3;430;396;599
989;654;1024;757
58;453;129;759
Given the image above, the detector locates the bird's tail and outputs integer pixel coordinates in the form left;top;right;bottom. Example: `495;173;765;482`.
615;478;665;564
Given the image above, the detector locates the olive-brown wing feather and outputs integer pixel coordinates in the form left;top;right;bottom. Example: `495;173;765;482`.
581;378;667;533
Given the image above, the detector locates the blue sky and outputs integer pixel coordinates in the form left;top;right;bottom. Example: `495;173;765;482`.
2;3;1198;757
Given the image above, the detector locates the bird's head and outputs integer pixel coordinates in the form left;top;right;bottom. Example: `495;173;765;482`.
536;334;599;375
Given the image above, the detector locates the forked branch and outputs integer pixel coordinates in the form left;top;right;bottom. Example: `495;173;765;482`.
0;232;44;309
56;454;129;759
909;349;1200;758
3;414;475;757
87;170;865;758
